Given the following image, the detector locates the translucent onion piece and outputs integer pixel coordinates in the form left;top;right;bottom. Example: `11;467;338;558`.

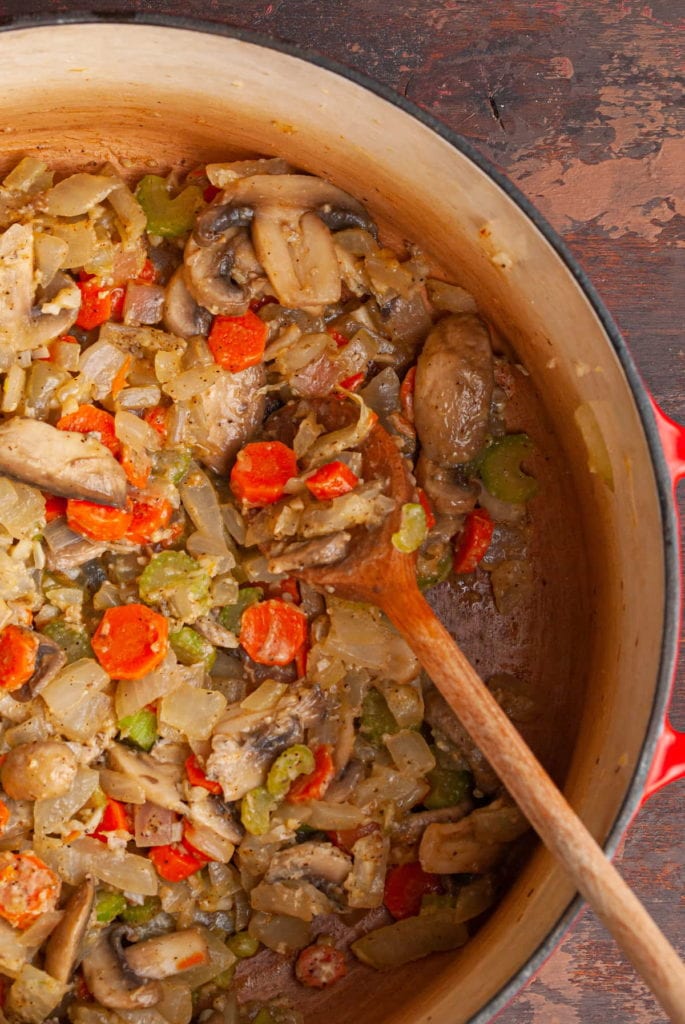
71;836;159;895
0;480;45;540
385;729;436;776
6;964;68;1024
79;339;129;401
247;911;311;955
34;767;99;835
0;918;28;977
114;651;183;721
303;392;377;467
159;685;227;741
41;173;120;216
163;364;223;401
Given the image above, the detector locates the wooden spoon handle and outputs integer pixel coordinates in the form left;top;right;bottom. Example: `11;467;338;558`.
381;582;685;1023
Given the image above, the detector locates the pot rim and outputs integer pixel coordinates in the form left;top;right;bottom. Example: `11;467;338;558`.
0;11;680;1021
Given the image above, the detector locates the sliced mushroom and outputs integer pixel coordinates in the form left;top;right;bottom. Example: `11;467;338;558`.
249;879;335;922
414;313;494;465
266;531;351;575
390;801;474;845
81;931;161;1010
184;225;264;317
28;633;67;694
1;740;77;801
0;418;128;507
44;877;94;984
186;791;243;846
122;928;208;980
264;841;352;897
185;364;266;475
415;454;478;517
107;744;186;813
227;174;370;219
162;267;212;339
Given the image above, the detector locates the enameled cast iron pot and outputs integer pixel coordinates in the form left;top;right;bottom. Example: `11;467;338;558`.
0;15;682;1023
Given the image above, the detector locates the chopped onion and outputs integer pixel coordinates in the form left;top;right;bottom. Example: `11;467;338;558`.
0;918;28;977
247;911;311;955
159;685;227;741
319;598;418;683
0;480;45;541
118;385;163;410
240;680;287;713
304;391;377;467
426;278;477;314
300;482;394;538
71;835;159;895
354;766;428;813
163;364;223;401
107;181;148;248
34;767;99;835
303;801;366;831
41;173;120;216
1;364;26;413
79;338;129;401
18;911;63;949
6;963;68;1024
114;650;182;720
124;283;165;327
385;730;436;776
183;821;235;863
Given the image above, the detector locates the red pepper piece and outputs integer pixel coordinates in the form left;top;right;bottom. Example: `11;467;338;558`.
338;371;365;391
453;507;494;573
305;461;359;501
417;487;436;530
383;861;443;920
287;744;335;803
92;798;132;842
185;754;222;795
400;366;416;422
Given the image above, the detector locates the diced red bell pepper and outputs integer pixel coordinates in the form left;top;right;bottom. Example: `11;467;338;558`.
453;507;494;573
338;371;365;392
143;404;169;440
417;487;436;530
400;366;416;422
305;461;359;501
92;798;132;842
327;328;349;349
185;754;223;795
149;842;206;882
326;821;380;855
75;276;125;330
287;744;335;803
383;861;443;920
43;494;67;523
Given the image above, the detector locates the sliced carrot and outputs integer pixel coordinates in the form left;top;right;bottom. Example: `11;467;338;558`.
143;404;169;441
417;487;436;530
0;851;61;930
92;604;169;680
57;404;121;457
400;366;416;423
207;310;268;373
111;354;132;400
149;843;205;882
43;494;67;522
239;599;308;666
120;446;151;490
0;625;39;692
287;744;335;803
230;441;298;507
305;460;359;501
126;497;172;545
67;499;133;542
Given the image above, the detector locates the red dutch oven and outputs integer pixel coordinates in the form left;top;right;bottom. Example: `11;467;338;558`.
0;14;681;1023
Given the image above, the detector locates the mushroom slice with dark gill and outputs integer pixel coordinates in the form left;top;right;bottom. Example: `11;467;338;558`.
0;418;128;507
265;841;352;893
44;877;95;984
81;931;161;1010
162;266;212;339
122;928;209;979
266;530;352;575
185;363;266;475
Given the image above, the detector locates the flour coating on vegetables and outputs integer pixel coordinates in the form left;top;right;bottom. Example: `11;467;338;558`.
0;155;539;1023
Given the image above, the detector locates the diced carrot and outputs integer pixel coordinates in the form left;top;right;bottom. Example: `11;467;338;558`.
305;460;359;501
37;335;80;362
207;310;268;373
120;446;151;489
43;494;67;522
92;798;132;842
75;277;125;330
0;626;39;692
295;944;347;989
287;744;335;803
400;366;416;423
327;328;349;349
417;487;436;530
57;404;121;457
126;497;172;545
67;499;133;542
230;441;298;507
0;851;61;929
92;604;169;680
111;354;132;400
383;862;443;920
185;754;223;795
239;599;308;667
338;371;365;392
177;950;208;971
327;821;380;855
0;801;10;835
149;843;205;882
453;507;494;573
143;404;169;441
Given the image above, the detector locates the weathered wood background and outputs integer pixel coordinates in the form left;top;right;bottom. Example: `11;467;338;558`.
0;0;682;1020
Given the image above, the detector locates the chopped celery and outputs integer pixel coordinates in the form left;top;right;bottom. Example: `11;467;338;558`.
241;786;276;836
218;586;262;633
452;877;495;923
424;765;471;810
212;966;236;989
479;434;538;504
227;931;260;959
170;626;216;670
138;550;212;620
351;907;468;968
120;896;162;925
42;618;93;663
118;709;158;752
135;175;203;238
391;502;427;554
95;890;126;923
417;546;452;591
266;745;315;799
361;688;398;745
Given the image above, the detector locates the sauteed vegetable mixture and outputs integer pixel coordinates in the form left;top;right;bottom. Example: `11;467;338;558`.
0;157;538;1024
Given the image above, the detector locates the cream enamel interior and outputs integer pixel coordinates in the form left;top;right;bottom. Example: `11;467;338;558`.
0;22;667;1024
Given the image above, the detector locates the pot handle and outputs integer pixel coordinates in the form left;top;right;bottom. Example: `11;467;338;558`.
642;396;685;803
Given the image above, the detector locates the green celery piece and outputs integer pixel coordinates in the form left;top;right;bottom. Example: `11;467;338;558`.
153;447;192;486
479;434;538;504
227;931;260;959
138;550;211;619
95;890;126;923
391;502;427;554
241;786;276;836
170;626;216;670
361;688;399;746
42;619;93;663
266;744;315;799
218;587;262;633
135;175;203;238
212;966;236;989
120;896;162;925
424;765;471;810
118;709;158;752
417;547;452;591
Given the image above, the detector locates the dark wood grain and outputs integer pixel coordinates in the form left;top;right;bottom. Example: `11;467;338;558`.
0;1;682;1020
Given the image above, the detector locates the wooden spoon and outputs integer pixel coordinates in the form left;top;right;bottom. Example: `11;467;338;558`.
298;421;685;1023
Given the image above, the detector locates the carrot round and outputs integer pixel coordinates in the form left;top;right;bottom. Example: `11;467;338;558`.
0;625;39;692
126;497;172;545
0;851;61;929
92;604;169;680
57;404;121;457
239;599;308;666
67;499;133;542
208;310;268;373
230;441;298;506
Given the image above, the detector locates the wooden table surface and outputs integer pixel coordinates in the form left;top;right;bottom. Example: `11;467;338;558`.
0;0;682;1020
